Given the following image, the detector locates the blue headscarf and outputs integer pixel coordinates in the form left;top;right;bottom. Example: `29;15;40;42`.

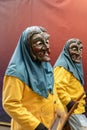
5;26;54;98
54;38;84;85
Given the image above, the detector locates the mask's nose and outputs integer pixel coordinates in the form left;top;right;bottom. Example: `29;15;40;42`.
76;47;82;55
42;42;50;54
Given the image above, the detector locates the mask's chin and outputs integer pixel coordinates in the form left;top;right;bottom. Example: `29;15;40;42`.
36;56;51;62
32;51;51;62
37;51;51;62
30;52;51;62
42;56;51;62
71;54;82;63
72;57;81;63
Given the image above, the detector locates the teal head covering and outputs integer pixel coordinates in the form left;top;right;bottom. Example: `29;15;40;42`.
5;26;54;98
54;38;84;85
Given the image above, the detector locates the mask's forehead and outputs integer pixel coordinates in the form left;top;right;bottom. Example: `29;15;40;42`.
69;42;83;49
31;32;50;46
31;33;44;44
28;30;50;45
65;38;81;49
26;26;42;40
41;32;50;40
21;26;44;44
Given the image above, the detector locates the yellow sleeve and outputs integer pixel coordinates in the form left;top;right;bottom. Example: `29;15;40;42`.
54;67;71;106
2;76;40;130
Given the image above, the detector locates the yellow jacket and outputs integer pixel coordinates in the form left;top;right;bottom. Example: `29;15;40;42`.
54;66;86;114
2;76;65;130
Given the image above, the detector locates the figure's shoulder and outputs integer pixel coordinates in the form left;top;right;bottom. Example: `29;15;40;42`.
54;66;72;78
4;75;24;85
54;66;68;72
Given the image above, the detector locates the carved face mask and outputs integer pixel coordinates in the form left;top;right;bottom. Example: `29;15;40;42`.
68;41;83;63
29;32;51;62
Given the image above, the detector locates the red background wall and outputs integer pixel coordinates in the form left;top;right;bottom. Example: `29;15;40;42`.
0;0;87;122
